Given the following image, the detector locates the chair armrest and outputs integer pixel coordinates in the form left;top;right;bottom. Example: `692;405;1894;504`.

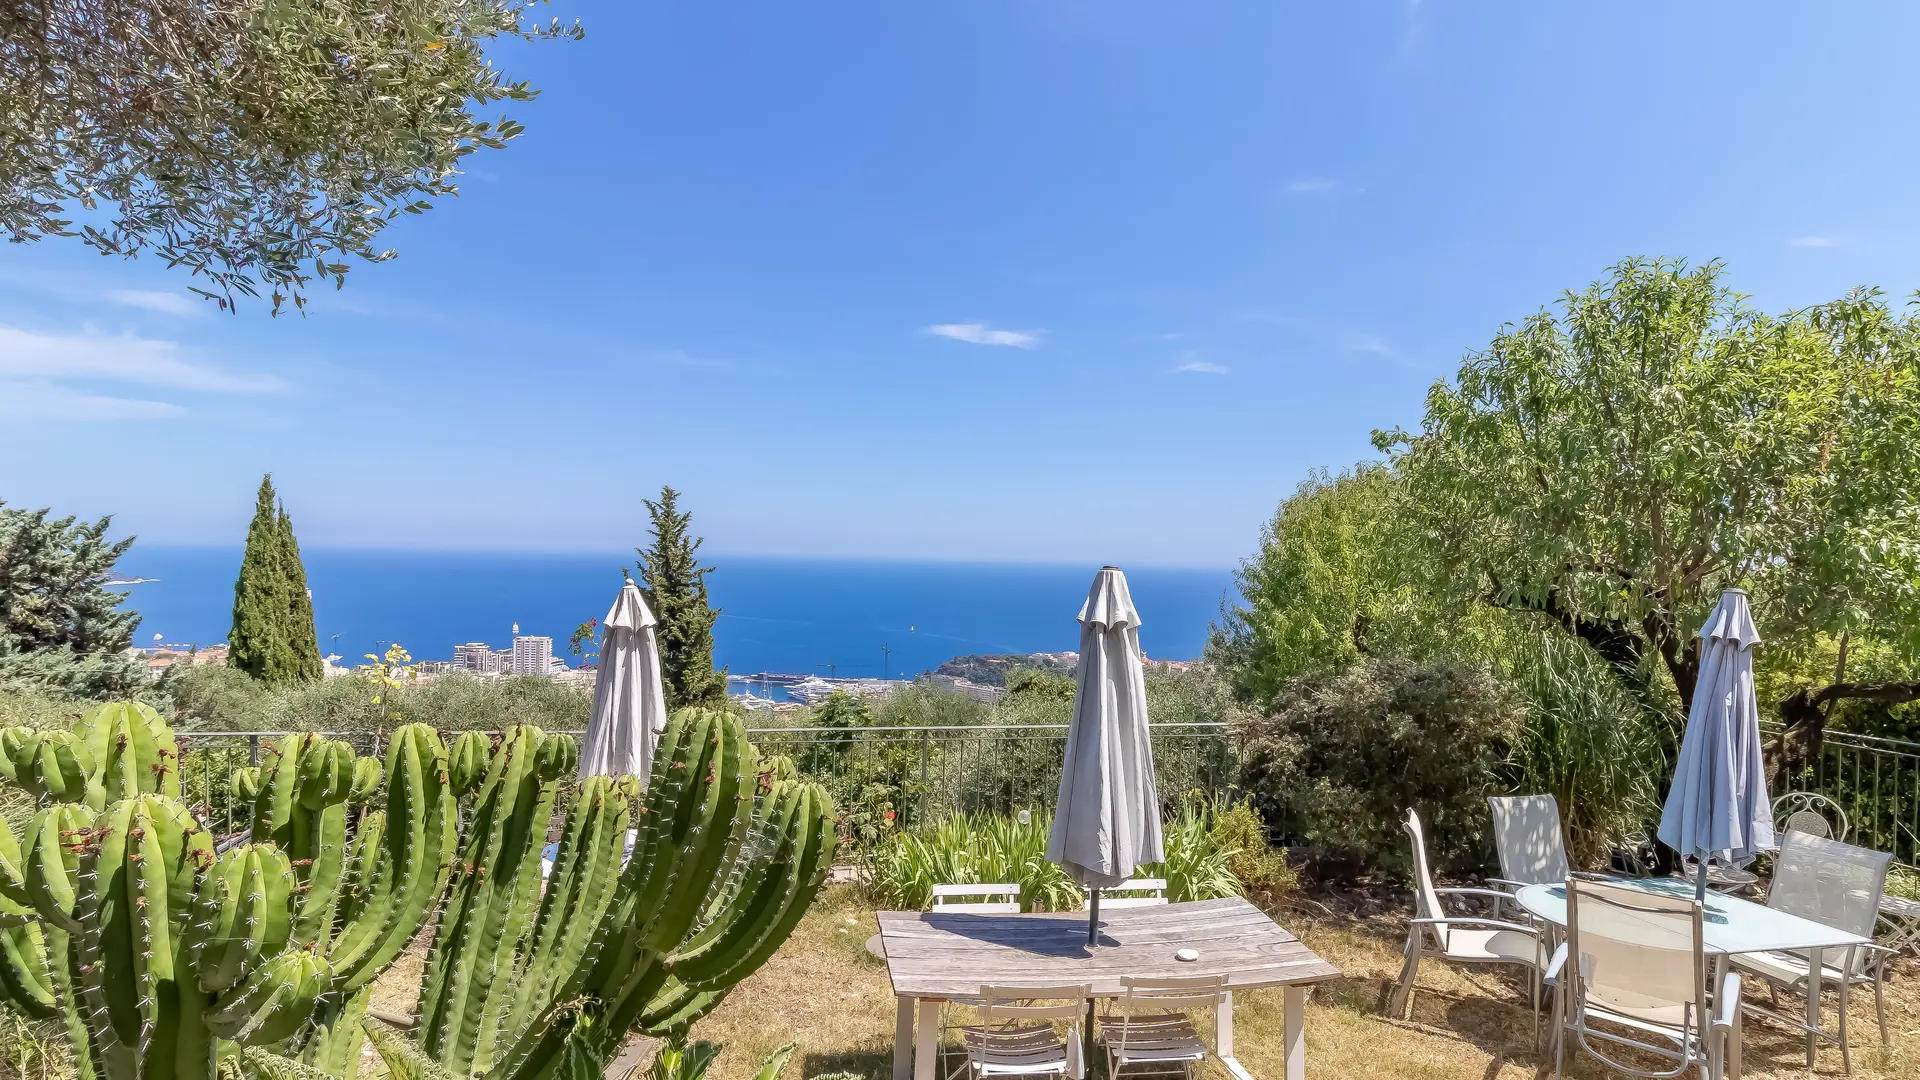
1485;878;1532;891
1713;972;1742;1032
1542;942;1568;986
1435;887;1525;901
1408;917;1541;935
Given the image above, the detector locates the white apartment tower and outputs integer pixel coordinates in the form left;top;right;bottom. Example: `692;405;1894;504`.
453;642;495;674
512;634;554;676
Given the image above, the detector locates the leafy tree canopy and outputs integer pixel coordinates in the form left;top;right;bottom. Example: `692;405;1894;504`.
0;1;580;313
0;500;144;697
1376;258;1920;714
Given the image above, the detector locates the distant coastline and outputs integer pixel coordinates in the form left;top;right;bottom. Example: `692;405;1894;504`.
112;548;1237;684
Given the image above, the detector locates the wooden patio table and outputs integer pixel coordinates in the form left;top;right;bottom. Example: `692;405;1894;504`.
878;896;1340;1080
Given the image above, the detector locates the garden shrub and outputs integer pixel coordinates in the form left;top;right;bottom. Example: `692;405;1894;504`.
1208;798;1298;905
1238;654;1519;880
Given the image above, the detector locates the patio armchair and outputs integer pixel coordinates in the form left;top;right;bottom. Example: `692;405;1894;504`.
1730;830;1895;1074
1391;808;1551;1045
1487;794;1571;893
933;883;1023;914
1098;878;1169;909
1773;791;1850;843
1547;878;1741;1080
955;984;1090;1079
1099;974;1228;1078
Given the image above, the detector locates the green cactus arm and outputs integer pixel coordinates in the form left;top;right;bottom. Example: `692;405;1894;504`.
348;757;384;806
641;713;749;953
291;802;349;945
447;731;491;796
0;811;28;906
635;980;726;1038
364;1018;459;1080
502;775;632;1045
421;725;538;1072
204;947;331;1046
0;725;32;780
251;735;309;851
81;702;180;803
328;725;456;991
24;803;96;932
230;768;262;805
0;911;57;1018
664;784;805;984
188;844;294;994
20;729;98;803
297;981;372;1078
684;785;832;995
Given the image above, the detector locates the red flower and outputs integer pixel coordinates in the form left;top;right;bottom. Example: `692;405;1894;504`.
883;810;896;822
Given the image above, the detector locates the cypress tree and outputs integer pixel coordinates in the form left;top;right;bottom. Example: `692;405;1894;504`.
228;475;323;685
636;486;727;709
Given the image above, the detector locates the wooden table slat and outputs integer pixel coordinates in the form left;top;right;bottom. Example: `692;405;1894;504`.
878;897;1340;1000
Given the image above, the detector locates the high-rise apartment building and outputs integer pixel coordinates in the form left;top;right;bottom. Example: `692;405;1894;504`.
512;634;554;676
453;642;496;673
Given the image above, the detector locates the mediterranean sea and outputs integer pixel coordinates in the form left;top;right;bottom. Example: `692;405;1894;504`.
114;549;1237;679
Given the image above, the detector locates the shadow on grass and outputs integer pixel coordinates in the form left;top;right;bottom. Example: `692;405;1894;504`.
801;1047;894;1079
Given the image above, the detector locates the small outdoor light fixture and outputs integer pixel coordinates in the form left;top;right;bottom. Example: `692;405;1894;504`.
1017;809;1032;825
1175;948;1200;963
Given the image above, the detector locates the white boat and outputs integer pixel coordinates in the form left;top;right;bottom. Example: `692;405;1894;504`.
785;676;839;705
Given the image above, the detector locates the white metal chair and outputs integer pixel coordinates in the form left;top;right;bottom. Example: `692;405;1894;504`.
1488;794;1571;891
1730;830;1895;1074
1097;878;1168;909
932;883;1022;914
1773;791;1850;843
1391;808;1550;1044
956;984;1089;1079
1100;975;1227;1078
1548;878;1741;1080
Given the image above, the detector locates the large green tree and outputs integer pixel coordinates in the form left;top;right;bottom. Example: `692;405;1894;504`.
0;499;145;696
1210;465;1444;703
636;486;727;709
0;1;579;312
228;475;323;685
1378;259;1920;740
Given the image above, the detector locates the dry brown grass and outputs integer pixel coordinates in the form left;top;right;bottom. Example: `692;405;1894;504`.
689;886;1920;1080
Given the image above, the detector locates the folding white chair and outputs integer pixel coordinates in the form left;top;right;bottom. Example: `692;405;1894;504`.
1731;830;1895;1074
1098;879;1168;909
1391;809;1550;1044
1100;975;1227;1078
932;883;1022;914
1773;791;1850;843
955;984;1089;1079
1487;794;1571;891
1549;878;1741;1080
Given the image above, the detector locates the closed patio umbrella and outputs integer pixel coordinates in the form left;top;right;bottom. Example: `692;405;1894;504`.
1049;566;1165;945
1658;587;1776;901
577;575;669;784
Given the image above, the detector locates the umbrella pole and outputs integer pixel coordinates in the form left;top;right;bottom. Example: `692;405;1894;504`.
1087;888;1100;945
1695;853;1709;905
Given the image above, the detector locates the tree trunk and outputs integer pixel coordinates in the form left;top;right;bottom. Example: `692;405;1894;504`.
1773;680;1920;785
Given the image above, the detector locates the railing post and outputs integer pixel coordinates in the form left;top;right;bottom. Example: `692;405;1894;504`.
248;734;259;767
920;729;931;822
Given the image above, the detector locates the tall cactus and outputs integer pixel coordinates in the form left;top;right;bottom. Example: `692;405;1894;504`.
416;707;834;1080
0;707;458;1080
5;704;833;1080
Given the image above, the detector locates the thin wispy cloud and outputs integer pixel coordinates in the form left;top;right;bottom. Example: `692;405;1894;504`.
1789;235;1839;248
1283;177;1340;196
0;324;284;421
1241;313;1394;358
1172;360;1230;375
1349;333;1393;357
0;379;184;421
106;289;204;317
926;322;1041;348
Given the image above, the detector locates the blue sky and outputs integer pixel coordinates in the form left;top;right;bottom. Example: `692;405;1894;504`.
3;2;1916;566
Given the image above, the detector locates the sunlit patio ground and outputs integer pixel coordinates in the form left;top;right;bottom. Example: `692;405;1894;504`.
686;886;1919;1080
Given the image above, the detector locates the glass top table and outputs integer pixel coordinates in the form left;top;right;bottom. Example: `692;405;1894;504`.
1514;876;1869;956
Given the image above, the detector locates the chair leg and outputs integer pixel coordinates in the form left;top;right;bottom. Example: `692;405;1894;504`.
1529;966;1541;1050
1394;936;1421;1020
1838;974;1852;1075
1874;968;1889;1045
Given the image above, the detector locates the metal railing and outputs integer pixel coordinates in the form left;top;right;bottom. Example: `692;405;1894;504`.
173;722;1241;835
1765;724;1920;866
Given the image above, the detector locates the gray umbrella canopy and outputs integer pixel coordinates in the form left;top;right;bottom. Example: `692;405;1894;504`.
1048;566;1165;891
577;578;669;783
1658;588;1776;879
